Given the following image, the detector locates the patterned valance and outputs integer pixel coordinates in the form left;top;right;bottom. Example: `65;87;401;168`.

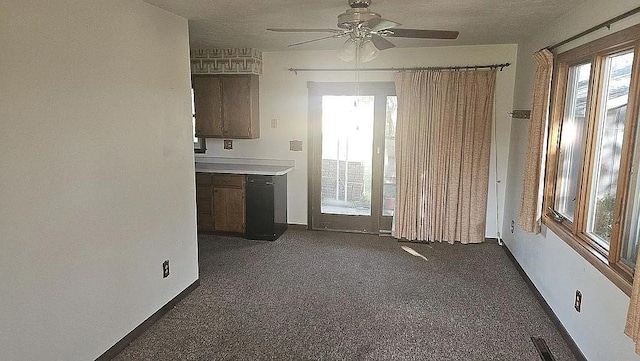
190;48;263;75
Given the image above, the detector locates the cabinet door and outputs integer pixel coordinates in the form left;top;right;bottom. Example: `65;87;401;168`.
222;76;259;139
193;76;223;138
195;173;215;232
213;187;246;233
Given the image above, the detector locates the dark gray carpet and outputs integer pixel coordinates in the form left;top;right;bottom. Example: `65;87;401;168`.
113;229;577;360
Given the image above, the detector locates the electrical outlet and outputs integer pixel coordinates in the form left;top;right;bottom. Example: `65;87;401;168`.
223;140;233;150
163;260;170;278
510;219;515;234
271;118;278;128
574;290;582;312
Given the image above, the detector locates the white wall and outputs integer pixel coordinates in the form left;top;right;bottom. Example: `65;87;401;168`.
502;1;640;359
200;44;518;237
0;1;198;360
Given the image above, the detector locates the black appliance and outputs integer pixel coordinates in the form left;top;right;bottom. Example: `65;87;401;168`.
245;174;287;241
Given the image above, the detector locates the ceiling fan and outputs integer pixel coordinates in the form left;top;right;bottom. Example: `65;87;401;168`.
267;0;459;62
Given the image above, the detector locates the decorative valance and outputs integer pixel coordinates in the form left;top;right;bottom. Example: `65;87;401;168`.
190;48;262;75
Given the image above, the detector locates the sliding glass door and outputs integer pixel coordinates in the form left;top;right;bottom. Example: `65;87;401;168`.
308;82;396;233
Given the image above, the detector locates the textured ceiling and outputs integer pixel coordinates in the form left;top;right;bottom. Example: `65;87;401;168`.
144;0;585;51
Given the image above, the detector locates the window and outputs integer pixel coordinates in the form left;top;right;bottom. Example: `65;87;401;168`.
192;88;206;153
545;25;640;293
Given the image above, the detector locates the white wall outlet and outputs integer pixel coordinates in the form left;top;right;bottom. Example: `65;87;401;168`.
162;260;170;278
575;290;582;312
271;118;278;128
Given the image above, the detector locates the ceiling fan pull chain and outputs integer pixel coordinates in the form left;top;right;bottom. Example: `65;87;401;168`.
355;41;360;97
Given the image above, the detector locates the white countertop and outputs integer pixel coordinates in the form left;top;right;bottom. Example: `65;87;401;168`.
195;162;294;176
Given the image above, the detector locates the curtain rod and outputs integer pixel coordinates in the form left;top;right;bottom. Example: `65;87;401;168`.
547;6;640;51
288;63;511;75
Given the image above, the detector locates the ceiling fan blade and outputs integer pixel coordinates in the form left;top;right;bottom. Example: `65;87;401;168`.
288;33;347;47
387;29;459;39
267;28;343;34
370;34;395;50
365;18;401;32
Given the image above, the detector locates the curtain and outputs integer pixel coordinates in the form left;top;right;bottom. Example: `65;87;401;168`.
392;69;496;244
517;49;554;234
627;278;640;354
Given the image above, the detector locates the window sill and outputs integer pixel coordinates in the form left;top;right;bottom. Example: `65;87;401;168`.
543;215;633;296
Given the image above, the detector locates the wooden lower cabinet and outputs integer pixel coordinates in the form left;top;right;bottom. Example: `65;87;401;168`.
195;172;245;234
196;173;215;232
213;187;245;233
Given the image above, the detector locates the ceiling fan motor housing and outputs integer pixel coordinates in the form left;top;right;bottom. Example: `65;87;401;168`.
337;8;381;29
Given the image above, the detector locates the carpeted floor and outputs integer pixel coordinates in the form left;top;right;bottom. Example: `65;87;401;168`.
113;229;577;360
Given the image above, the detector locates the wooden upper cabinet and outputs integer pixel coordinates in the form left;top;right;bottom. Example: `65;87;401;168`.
193;74;260;139
193;76;223;138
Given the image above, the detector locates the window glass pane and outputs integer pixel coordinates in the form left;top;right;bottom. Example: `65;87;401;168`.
383;96;397;217
586;51;634;247
622;109;640;269
622;148;640;268
320;96;374;216
555;63;591;221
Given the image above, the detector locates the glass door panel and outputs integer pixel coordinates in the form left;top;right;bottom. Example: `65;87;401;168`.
382;96;397;217
321;96;375;216
309;82;396;233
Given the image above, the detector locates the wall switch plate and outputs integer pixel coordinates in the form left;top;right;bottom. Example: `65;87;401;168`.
271;118;278;128
290;140;303;152
163;260;170;278
574;290;582;312
510;219;515;234
223;140;233;150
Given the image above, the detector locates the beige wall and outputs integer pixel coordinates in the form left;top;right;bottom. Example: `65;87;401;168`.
0;1;198;360
503;1;640;360
199;44;518;237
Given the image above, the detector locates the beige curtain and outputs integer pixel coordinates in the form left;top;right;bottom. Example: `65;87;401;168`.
392;69;496;244
626;279;640;355
517;49;554;234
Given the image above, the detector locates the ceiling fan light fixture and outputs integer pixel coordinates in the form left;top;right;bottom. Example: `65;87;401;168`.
337;39;357;62
360;39;379;62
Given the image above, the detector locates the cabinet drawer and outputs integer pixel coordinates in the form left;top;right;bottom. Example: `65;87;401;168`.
212;174;245;188
196;172;213;185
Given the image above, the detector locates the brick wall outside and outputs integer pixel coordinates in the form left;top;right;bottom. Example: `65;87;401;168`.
321;159;365;202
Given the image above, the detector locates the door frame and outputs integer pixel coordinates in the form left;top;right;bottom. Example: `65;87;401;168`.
307;81;396;233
